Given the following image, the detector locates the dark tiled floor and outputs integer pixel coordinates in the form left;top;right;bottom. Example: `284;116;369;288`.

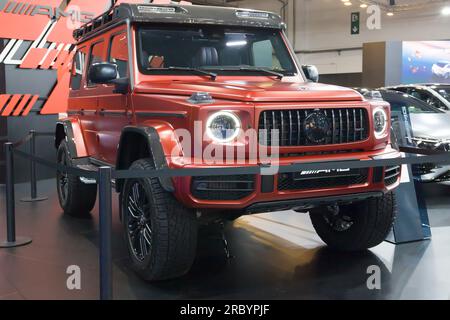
0;180;450;300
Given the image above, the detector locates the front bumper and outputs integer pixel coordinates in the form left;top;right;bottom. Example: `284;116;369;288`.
170;147;402;211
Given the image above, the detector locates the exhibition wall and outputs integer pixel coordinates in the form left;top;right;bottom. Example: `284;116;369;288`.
232;0;450;76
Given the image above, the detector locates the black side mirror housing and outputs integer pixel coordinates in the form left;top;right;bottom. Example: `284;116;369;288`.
88;62;118;84
302;65;319;83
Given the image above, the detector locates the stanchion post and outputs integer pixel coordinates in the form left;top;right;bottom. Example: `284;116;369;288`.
1;143;32;248
30;130;37;199
21;130;48;203
98;166;113;300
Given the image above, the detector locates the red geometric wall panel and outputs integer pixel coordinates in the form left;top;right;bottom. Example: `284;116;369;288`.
0;0;62;41
46;0;112;44
0;0;112;116
0;94;40;116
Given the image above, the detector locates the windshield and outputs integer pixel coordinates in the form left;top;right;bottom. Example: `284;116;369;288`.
137;25;298;77
434;86;450;103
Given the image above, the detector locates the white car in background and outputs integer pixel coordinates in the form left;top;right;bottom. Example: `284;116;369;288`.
432;61;450;79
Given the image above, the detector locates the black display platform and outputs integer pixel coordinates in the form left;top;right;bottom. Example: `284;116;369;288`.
1;180;450;300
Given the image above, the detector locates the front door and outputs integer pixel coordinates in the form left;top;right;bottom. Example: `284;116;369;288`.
96;29;131;164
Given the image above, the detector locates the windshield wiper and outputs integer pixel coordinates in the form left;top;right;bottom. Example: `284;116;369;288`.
207;67;284;79
147;67;217;80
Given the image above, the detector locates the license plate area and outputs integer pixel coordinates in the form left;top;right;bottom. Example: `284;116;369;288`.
278;168;369;191
292;168;362;181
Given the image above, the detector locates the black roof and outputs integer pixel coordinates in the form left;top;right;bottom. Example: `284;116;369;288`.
74;3;284;42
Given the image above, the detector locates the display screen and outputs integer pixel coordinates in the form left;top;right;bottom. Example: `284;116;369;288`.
402;41;450;84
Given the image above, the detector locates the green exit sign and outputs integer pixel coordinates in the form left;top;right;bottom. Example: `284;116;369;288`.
351;12;360;35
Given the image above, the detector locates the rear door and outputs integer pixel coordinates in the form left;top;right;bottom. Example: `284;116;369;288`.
69;44;101;158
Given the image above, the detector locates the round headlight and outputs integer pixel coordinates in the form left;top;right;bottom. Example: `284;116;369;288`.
373;108;388;138
206;111;241;143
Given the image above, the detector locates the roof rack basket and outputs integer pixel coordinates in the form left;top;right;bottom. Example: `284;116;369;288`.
73;8;115;41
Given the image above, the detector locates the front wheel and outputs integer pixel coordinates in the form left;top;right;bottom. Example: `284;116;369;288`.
309;192;397;251
121;158;198;281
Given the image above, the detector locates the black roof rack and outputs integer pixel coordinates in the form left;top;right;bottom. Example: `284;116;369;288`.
73;3;284;42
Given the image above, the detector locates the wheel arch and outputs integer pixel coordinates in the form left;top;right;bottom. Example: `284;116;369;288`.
116;126;175;193
55;119;88;158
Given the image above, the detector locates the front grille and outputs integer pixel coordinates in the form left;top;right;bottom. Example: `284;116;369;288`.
385;166;401;186
259;108;369;147
278;168;369;191
191;175;255;200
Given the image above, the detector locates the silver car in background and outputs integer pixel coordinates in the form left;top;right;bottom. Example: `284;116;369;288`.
370;89;450;183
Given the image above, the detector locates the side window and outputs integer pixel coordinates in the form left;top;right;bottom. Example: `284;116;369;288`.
109;33;128;79
408;89;424;100
70;49;86;90
418;89;446;109
87;41;105;86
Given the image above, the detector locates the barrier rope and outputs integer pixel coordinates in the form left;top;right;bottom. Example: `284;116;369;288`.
9;137;450;180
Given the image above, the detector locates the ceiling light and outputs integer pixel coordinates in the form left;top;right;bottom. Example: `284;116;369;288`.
360;4;368;8
226;40;247;47
387;12;394;16
442;7;450;15
344;2;352;6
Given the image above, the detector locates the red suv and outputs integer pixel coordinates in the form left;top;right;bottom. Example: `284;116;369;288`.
55;3;401;281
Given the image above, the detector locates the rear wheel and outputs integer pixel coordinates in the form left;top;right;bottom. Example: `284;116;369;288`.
309;192;397;251
121;158;198;281
56;141;97;216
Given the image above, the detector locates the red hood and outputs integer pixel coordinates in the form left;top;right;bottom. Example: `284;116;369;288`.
134;80;364;103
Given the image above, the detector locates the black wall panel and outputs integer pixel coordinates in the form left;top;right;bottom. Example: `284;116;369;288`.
0;39;6;184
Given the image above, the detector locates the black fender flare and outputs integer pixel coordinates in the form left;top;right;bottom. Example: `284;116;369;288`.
55;120;78;158
116;126;175;193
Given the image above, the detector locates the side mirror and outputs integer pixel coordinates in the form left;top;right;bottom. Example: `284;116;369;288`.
88;62;118;84
302;65;319;83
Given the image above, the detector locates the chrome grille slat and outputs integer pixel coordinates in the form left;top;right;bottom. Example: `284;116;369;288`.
288;111;293;146
346;109;350;143
331;109;336;144
360;109;364;140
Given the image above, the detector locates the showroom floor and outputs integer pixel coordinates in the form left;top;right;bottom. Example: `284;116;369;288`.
0;179;449;300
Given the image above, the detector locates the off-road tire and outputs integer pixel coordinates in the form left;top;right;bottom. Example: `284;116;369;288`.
56;141;97;216
121;158;198;281
309;192;397;251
